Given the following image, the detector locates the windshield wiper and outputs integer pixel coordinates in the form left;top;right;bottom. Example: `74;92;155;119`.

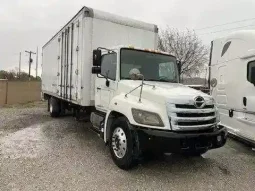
159;79;171;82
145;79;177;83
161;80;177;83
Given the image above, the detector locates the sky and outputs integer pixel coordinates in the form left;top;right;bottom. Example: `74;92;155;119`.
1;0;255;77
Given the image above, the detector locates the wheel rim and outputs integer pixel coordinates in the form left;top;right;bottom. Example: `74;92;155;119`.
111;127;127;159
50;104;53;113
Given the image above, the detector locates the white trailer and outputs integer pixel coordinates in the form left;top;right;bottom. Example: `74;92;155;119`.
209;30;255;144
42;7;158;105
42;6;227;169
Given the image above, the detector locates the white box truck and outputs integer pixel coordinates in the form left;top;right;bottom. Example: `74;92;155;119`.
209;30;255;145
42;6;227;169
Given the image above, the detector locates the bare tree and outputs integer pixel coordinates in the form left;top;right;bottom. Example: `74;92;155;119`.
158;27;209;78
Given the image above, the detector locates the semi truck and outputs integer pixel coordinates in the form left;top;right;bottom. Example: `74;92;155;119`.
209;30;255;145
42;6;227;169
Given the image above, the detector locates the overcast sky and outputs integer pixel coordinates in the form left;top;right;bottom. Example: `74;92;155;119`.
1;0;255;76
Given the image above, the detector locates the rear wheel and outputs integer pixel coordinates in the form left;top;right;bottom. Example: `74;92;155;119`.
109;117;138;170
49;97;60;117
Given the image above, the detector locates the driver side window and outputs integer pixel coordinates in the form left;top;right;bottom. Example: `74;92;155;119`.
247;61;255;84
101;53;117;80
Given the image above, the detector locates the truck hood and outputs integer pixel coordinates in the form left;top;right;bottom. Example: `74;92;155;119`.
118;80;212;104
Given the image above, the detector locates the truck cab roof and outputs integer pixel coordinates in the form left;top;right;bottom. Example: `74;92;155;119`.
104;45;172;56
212;30;255;64
219;30;255;42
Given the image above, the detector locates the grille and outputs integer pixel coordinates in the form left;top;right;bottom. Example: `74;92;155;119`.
177;112;215;118
177;119;216;126
168;103;217;130
175;104;214;109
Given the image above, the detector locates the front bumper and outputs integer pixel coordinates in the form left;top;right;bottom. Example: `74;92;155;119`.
135;125;227;153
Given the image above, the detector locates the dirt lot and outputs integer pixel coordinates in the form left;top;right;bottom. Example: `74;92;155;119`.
1;101;255;191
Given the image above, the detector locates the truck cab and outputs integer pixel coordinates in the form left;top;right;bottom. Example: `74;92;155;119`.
210;30;255;144
91;45;227;169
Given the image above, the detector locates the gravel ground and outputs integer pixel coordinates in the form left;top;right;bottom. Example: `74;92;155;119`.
1;102;255;191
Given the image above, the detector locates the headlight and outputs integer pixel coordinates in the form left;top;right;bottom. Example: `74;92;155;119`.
131;108;164;127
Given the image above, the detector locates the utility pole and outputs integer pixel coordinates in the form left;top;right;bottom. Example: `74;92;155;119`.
25;50;36;80
19;52;21;78
36;47;38;79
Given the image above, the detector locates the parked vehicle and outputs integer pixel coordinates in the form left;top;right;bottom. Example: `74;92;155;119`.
209;30;255;145
42;6;227;169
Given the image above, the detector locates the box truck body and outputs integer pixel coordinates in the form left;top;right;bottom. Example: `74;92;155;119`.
42;7;158;106
42;6;227;169
209;30;255;144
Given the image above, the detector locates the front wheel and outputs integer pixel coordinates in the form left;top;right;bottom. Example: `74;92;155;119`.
109;117;138;170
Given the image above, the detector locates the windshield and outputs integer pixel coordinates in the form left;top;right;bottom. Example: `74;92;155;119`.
120;48;179;83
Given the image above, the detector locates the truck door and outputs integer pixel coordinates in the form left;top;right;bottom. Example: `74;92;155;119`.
232;60;255;141
95;53;117;112
244;60;255;116
57;33;63;97
58;20;80;101
215;65;227;107
58;31;65;98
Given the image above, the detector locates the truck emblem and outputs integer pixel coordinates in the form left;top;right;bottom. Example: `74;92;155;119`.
194;96;205;108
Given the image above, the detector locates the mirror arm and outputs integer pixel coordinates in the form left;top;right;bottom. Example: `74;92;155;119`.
125;84;142;98
139;75;144;102
125;74;145;103
96;74;104;79
97;47;116;54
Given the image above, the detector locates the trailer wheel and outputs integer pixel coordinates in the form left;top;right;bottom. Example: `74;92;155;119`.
109;117;137;170
49;97;60;117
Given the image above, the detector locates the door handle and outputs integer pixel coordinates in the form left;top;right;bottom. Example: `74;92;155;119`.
243;97;247;106
97;87;101;90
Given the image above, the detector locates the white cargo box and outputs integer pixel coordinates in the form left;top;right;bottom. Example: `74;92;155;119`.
42;6;158;106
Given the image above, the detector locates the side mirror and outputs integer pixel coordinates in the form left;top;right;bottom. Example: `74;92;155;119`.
251;69;255;85
177;60;181;74
92;67;101;74
210;78;217;88
93;49;102;66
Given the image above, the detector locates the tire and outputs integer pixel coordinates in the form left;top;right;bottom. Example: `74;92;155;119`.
49;97;60;117
109;117;138;170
